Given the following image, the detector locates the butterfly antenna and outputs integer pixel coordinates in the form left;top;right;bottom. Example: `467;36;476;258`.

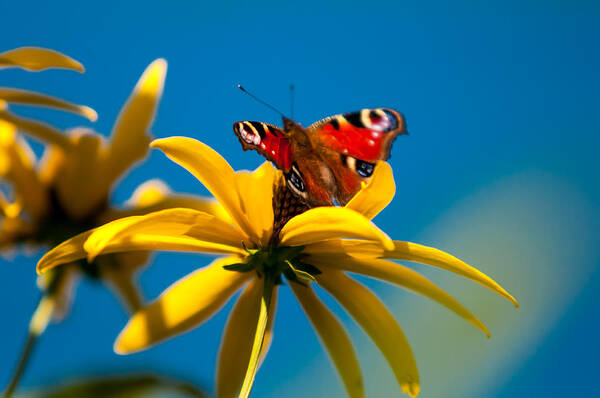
290;84;295;119
237;84;287;118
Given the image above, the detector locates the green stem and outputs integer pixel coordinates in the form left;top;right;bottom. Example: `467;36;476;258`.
1;332;36;398
2;294;53;398
238;276;275;398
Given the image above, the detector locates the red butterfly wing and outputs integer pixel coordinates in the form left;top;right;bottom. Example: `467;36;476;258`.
309;108;406;162
233;121;293;171
306;108;406;205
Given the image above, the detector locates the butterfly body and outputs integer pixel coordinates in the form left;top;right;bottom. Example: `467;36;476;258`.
234;108;406;207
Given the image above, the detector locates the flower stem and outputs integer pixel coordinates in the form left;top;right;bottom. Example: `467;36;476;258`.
2;295;54;398
238;276;275;398
1;332;36;398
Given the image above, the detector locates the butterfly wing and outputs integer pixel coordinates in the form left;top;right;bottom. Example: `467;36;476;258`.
233;121;293;171
307;108;406;205
309;108;406;162
233;109;405;207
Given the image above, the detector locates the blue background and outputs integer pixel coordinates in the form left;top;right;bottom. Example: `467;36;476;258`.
1;1;599;397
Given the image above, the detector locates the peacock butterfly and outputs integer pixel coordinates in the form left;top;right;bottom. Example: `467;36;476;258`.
233;108;406;207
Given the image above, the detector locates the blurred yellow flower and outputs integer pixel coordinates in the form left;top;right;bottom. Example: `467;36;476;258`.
0;47;226;398
38;138;517;398
0;50;223;331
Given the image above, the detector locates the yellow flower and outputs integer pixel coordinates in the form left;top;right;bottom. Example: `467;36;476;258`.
0;47;224;398
0;51;223;328
38;138;517;398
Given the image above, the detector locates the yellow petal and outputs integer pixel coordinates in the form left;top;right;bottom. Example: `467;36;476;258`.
114;256;250;354
302;239;353;256
306;240;518;307
54;129;107;219
388;241;518;307
0;88;97;121
237;276;277;398
317;270;420;397
217;279;278;398
104;178;231;223
0;120;48;219
38;230;245;275
151;137;256;241
0;120;36;167
83;208;245;261
29;295;56;335
0;190;13;216
217;280;262;398
0;214;34;250
258;288;277;367
127;179;173;208
29;296;54;336
345;161;395;220
103;59;167;185
37;145;66;185
290;282;364;398
109;231;221;263
0;108;71;150
310;254;489;337
279;207;394;251
0;47;84;72
235;162;277;245
37;229;95;273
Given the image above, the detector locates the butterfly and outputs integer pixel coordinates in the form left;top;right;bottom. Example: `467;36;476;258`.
233;108;406;207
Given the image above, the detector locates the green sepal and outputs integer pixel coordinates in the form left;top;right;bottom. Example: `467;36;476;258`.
294;260;322;276
223;262;255;273
241;240;258;255
283;268;307;287
285;260;317;282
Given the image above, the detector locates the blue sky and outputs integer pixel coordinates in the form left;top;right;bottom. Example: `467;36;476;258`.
1;1;599;397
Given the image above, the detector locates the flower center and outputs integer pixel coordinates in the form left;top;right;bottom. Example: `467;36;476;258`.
270;180;310;245
224;244;321;285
